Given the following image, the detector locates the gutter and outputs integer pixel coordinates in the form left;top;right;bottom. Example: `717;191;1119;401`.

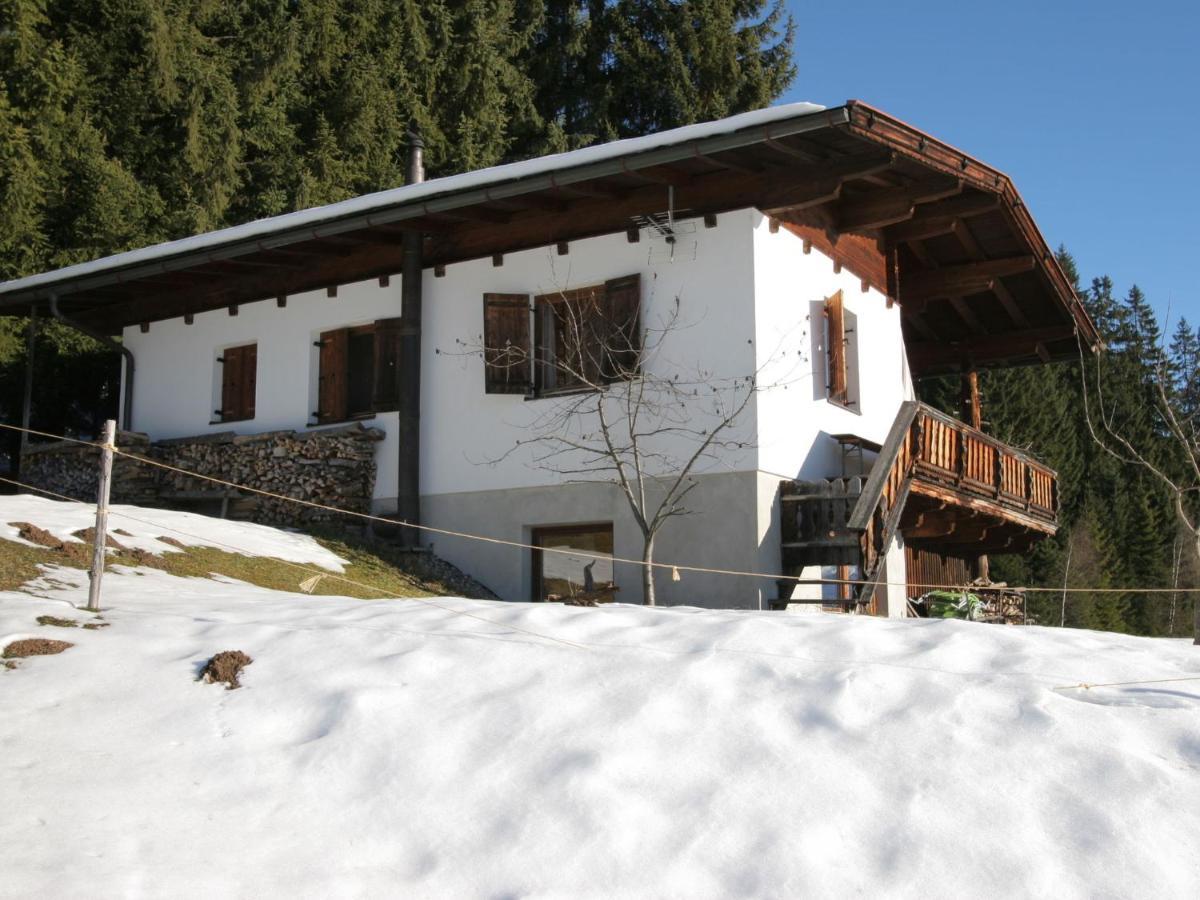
2;108;849;308
50;295;134;431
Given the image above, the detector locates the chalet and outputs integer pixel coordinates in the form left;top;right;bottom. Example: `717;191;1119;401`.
0;101;1099;612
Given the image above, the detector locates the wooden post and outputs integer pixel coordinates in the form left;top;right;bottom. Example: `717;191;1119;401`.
86;420;116;612
960;368;981;430
17;310;37;477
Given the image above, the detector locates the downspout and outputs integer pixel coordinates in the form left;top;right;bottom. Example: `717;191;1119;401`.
49;295;135;432
397;126;425;544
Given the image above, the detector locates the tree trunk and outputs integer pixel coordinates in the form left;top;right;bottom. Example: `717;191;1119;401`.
642;533;656;606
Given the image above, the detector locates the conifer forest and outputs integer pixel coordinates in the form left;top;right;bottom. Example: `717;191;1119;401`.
0;1;1193;635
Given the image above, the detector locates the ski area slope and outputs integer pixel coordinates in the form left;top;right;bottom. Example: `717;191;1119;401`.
2;543;1199;896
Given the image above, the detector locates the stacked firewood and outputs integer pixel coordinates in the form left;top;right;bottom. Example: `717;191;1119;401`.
970;579;1028;625
20;433;156;504
20;423;383;527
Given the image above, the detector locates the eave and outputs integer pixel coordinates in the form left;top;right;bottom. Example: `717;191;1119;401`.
0;100;1100;374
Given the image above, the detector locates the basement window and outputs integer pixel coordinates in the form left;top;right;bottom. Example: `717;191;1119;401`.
215;343;257;423
531;524;616;603
315;319;404;424
481;275;641;396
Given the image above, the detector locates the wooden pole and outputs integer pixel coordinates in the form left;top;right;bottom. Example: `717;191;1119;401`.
86;420;116;612
17;310;37;476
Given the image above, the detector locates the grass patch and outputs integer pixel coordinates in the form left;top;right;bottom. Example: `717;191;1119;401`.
0;526;487;601
36;615;79;628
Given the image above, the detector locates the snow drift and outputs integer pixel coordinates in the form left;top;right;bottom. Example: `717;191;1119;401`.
1;504;1198;896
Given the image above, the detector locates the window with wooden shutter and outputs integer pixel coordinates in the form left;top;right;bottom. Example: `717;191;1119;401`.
603;273;641;380
372;317;404;411
317;321;409;423
530;274;641;395
317;328;349;423
482;293;532;394
825;290;848;405
218;343;257;422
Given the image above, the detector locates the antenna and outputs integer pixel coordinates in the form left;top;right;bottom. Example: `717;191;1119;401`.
631;185;698;264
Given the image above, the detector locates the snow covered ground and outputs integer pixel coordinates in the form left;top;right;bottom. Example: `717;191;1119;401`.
0;494;347;571
2;504;1199;897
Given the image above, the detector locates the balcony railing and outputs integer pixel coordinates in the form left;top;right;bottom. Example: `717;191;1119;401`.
911;404;1057;522
779;401;1058;610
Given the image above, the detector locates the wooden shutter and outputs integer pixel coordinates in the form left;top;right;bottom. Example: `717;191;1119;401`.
318;328;349;423
483;293;532;394
242;344;257;419
219;343;257;422
825;290;848;404
372;317;404;412
603;274;641;380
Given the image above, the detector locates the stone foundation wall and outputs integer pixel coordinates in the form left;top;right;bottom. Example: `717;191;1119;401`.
20;423;384;527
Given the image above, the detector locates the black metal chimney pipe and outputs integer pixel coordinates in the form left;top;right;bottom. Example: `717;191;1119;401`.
397;126;425;544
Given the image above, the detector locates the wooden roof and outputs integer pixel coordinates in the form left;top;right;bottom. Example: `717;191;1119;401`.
0;101;1099;373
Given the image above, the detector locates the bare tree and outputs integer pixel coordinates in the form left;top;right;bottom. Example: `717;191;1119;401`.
465;277;790;606
1078;334;1200;643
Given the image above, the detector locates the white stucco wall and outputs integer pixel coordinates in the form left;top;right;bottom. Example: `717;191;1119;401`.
122;278;403;506
120;207;915;609
750;211;916;482
422;208;760;496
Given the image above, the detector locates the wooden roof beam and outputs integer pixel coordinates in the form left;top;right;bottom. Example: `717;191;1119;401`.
949;296;986;334
902;255;1036;304
835;177;963;231
692;151;763;175
952;218;1033;329
619;164;694;187
885;216;960;244
426;205;512;225
758;153;897;216
195;257;307;273
907;324;1076;370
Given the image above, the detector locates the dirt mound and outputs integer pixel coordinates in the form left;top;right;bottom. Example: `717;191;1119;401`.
9;522;119;565
199;650;253;690
72;527;127;550
11;522;68;551
3;638;74;659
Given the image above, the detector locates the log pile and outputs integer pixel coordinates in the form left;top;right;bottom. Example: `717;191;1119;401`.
21;432;155;504
20;423;383;528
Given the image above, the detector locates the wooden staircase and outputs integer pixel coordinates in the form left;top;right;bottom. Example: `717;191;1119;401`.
779;402;920;612
777;401;1058;612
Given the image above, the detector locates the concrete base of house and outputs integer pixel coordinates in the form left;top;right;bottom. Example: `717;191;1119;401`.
420;470;788;609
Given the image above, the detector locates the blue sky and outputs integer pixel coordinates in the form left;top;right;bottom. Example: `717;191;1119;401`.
780;0;1199;327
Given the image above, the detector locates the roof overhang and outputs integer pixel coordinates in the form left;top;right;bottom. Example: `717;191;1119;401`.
0;100;1099;373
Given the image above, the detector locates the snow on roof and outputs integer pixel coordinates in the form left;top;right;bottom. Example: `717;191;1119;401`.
0;101;827;297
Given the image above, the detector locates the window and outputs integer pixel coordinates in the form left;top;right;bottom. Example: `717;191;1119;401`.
532;524;616;603
481;293;533;394
316;318;404;424
823;290;859;409
481;274;641;396
216;343;257;422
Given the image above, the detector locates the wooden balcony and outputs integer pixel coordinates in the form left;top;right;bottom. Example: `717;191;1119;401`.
779;401;1058;610
906;403;1058;535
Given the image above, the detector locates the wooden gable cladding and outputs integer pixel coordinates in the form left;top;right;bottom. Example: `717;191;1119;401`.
779;208;888;295
219;343;256;422
482;293;533;394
